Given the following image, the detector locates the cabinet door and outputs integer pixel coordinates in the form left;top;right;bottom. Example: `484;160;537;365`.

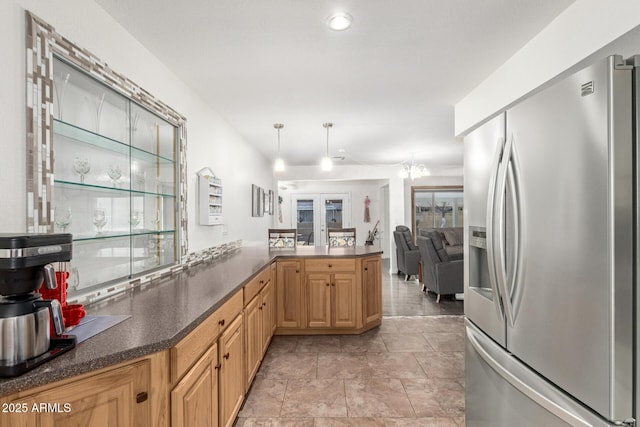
333;273;357;328
307;273;332;328
6;360;150;427
219;314;244;427
362;257;382;325
261;280;275;355
276;261;303;328
244;296;262;391
171;345;219;427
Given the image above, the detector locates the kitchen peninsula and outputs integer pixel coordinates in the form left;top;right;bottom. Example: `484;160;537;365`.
0;245;382;427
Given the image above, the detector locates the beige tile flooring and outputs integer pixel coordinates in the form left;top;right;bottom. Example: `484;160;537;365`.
234;262;466;427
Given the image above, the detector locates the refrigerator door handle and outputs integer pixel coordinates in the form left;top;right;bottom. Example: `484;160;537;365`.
467;324;595;427
505;139;525;323
486;137;506;319
494;135;514;326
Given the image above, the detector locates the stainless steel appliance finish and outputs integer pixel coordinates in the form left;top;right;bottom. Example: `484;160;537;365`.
464;114;506;346
0;307;49;364
464;55;636;426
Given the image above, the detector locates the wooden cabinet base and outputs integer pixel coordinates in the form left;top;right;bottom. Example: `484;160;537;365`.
275;320;381;336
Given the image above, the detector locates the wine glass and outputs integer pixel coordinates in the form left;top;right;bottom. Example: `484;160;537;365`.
54;207;72;232
107;164;122;188
73;157;91;183
93;209;107;235
130;211;141;230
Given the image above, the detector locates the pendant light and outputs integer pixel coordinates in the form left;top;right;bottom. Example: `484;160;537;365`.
321;122;333;171
273;123;285;172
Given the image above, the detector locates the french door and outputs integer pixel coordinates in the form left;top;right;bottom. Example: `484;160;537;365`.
291;194;350;246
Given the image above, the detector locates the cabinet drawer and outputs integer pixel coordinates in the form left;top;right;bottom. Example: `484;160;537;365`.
244;266;271;304
305;258;355;272
171;289;243;383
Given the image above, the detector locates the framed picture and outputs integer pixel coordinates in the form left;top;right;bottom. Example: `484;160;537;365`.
251;184;263;217
267;190;274;215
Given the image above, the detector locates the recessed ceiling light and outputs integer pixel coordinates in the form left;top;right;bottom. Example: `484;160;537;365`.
327;12;353;31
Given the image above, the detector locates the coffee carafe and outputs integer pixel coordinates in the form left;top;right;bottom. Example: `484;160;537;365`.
0;233;75;377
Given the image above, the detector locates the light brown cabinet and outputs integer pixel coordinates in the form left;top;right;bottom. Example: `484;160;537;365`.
306;272;357;329
276;260;303;328
244;272;276;390
171;345;219;427
2;359;152;427
218;314;244;427
276;254;382;335
362;256;383;326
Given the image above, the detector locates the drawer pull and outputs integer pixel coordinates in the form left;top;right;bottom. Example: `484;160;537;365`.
296;270;300;273
218;319;225;327
224;352;230;360
136;392;148;404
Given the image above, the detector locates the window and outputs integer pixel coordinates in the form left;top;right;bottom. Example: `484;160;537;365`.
411;187;463;238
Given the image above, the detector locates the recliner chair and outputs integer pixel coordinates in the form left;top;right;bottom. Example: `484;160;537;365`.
417;232;463;302
393;225;420;280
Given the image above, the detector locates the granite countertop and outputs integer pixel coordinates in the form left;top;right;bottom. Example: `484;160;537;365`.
0;245;382;396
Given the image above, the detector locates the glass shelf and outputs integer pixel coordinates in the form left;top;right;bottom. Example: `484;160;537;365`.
54;179;176;198
73;230;175;242
54;119;175;165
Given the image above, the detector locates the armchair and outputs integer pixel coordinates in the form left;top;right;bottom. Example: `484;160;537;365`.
393;225;420;280
417;232;463;303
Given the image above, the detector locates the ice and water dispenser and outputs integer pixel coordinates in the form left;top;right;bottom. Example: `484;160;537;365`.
468;226;492;298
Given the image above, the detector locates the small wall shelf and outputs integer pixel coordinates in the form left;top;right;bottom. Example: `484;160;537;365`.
198;167;223;225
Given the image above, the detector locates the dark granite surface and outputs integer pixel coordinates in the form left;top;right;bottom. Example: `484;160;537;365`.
0;245;382;396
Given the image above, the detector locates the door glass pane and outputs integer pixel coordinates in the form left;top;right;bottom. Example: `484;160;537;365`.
296;200;314;245
325;199;343;229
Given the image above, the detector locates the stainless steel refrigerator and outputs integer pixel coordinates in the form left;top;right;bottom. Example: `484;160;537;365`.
463;55;638;427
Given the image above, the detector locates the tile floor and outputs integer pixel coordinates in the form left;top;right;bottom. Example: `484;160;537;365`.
234;261;466;427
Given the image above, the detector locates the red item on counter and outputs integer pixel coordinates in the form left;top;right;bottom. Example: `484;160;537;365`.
39;270;85;330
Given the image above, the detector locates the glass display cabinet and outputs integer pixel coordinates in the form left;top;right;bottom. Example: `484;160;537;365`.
51;57;179;294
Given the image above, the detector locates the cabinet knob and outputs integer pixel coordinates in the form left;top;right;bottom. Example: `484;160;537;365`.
259;306;263;310
215;363;221;370
260;280;264;284
328;264;333;268
224;352;230;360
262;302;267;307
296;270;300;273
364;267;368;271
331;283;335;287
326;283;330;287
218;319;225;327
136;392;148;404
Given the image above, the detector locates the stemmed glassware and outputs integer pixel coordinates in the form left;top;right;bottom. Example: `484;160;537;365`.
92;209;107;235
107;164;122;188
73;157;91;183
130;211;141;230
54;207;72;232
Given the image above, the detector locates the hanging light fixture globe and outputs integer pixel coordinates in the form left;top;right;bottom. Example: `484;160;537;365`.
321;122;333;171
273;123;285;173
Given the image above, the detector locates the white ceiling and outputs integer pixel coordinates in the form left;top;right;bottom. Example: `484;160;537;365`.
95;0;574;172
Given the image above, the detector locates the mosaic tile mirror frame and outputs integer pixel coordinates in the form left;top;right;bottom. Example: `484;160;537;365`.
25;12;189;300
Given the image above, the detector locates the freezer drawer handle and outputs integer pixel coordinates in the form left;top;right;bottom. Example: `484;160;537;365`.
467;326;593;427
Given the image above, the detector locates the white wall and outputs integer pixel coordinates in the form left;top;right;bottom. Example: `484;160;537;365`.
1;0;273;251
455;0;640;135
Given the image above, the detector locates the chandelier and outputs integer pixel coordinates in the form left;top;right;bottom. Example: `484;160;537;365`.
399;159;430;180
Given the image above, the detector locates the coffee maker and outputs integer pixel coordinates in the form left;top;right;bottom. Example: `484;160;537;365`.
0;233;76;377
